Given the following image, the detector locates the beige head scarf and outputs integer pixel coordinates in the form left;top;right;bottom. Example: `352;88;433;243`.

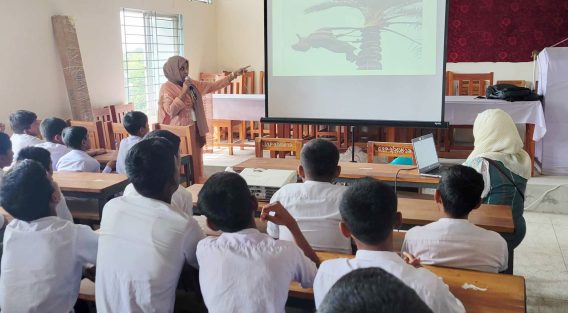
466;109;531;179
163;56;187;86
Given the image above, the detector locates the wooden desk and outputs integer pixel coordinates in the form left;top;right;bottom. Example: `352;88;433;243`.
53;172;128;216
233;158;439;188
186;184;513;234
288;252;525;313
95;151;194;185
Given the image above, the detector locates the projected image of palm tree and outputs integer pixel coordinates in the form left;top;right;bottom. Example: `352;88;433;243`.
292;0;423;70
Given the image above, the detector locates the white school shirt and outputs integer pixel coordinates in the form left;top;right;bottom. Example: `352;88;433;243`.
402;218;508;273
35;141;71;170
10;133;43;160
56;149;101;172
123;183;193;215
314;250;466;313
95;195;204;313
0;216;98;313
115;136;141;174
268;181;351;253
197;228;317;313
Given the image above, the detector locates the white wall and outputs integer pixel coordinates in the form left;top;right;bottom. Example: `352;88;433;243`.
0;0;217;127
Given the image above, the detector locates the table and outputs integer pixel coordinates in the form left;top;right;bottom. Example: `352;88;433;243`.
186;184;514;233
211;94;265;120
233;158;439;188
289;252;526;313
95;151;194;185
53;172;128;216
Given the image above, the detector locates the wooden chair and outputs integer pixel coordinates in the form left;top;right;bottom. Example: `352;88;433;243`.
259;71;265;94
67;120;106;149
109;103;134;124
241;71;255;94
92;107;113;123
255;137;304;159
496;80;527;88
104;122;129;150
445;71;494;152
153;123;201;185
367;141;415;164
315;125;348;149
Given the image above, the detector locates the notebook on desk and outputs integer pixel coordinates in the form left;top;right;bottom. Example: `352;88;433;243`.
411;133;451;178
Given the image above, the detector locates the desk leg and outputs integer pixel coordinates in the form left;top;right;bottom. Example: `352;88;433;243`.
525;124;535;176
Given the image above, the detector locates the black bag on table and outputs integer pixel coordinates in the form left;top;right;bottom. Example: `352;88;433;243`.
486;84;540;102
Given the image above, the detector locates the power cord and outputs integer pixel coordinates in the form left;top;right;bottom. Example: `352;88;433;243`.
394;167;418;195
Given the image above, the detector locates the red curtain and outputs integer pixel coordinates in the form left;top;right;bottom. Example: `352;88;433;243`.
447;0;568;62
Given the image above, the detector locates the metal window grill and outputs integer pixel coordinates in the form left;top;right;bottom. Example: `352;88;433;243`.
120;8;184;119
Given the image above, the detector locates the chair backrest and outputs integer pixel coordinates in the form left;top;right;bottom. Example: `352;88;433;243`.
259;71;265;94
109;103;134;124
92;107;113;123
241;71;255;94
496;80;527;88
152;123;197;155
367;141;415;164
199;72;221;82
67;120;106;149
104;122;130;150
255;137;304;159
446;71;494;96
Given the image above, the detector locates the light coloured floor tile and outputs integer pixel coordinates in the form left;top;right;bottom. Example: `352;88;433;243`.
553;225;568;250
517;222;561;252
523;270;568;300
524;212;553;224
538;297;568;313
550;214;568;227
527;296;540;313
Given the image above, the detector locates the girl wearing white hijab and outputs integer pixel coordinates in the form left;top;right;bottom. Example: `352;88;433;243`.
464;109;531;271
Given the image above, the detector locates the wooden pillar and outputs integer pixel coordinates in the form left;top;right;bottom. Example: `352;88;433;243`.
52;15;93;121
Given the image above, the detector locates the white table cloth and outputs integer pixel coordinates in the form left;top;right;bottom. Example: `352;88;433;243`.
211;94;265;120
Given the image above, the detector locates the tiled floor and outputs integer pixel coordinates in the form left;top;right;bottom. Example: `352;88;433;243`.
518;212;568;313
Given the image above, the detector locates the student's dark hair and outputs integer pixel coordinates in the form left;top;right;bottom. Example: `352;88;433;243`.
144;130;181;153
300;139;340;181
0;132;11;155
40;117;68;141
123;111;148;136
125;137;177;200
197;172;254;232
318;267;433;313
0;160;54;222
438;165;484;218
16;147;52;172
9;110;37;134
340;179;397;245
62;126;88;150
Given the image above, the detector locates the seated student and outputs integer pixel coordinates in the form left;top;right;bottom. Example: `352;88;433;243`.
95;137;204;312
402;165;508;273
196;172;319;313
17;146;74;222
35;117;71;169
122;130;193;215
318;267;434;313
0;160;98;312
313;179;465;313
57;126;111;173
0;132;14;228
116;111;149;174
268;139;351;253
9;110;43;160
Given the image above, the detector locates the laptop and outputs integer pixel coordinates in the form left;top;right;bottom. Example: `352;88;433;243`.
411;133;450;177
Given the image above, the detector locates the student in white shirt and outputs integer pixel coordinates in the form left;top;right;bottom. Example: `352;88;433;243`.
8;110;43;160
122;130;194;215
0;132;13;228
16;146;74;222
318;267;434;313
314;179;465;313
116;111;149;174
402;165;509;273
57;126;113;172
0;160;98;312
269;139;351;253
96;137;204;313
35;117;72;169
196;172;319;313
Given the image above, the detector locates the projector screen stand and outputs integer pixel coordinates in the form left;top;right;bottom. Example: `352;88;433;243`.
350;126;356;163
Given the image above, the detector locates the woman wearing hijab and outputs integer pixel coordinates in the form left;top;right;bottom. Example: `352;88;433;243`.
158;56;248;182
464;109;531;272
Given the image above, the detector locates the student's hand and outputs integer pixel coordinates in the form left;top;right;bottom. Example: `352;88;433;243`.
87;149;106;156
0;122;5;133
181;77;191;95
260;202;297;229
402;252;421;268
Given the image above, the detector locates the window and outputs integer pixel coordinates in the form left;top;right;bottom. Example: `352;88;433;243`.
120;9;184;120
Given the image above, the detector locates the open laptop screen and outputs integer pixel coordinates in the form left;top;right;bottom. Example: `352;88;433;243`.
412;134;440;172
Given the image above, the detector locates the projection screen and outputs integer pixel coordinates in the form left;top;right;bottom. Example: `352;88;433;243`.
264;0;449;126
